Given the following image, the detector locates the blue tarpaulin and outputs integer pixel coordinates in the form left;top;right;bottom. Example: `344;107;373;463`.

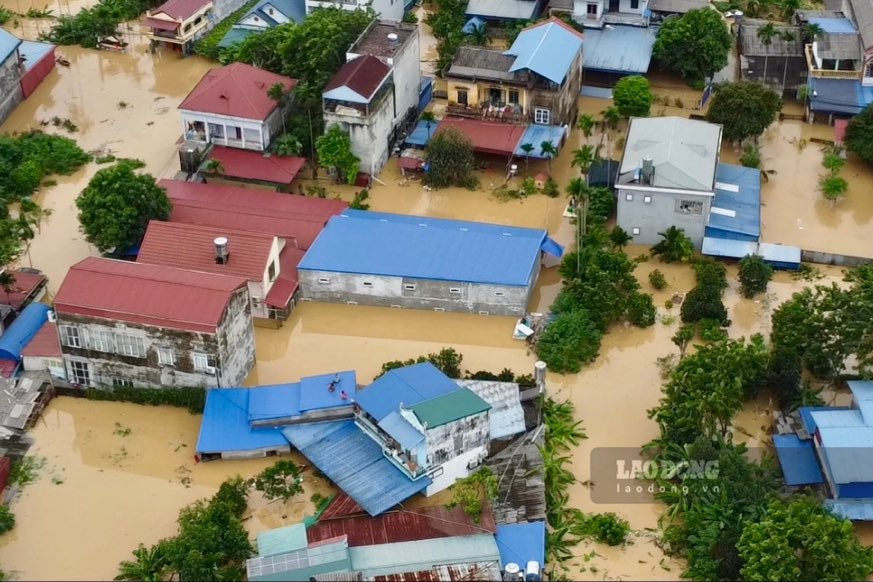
462;16;486;34
514;124;567;158
495;522;546;569
581;26;656;74
0;302;50;362
404;119;438;147
773;434;825;486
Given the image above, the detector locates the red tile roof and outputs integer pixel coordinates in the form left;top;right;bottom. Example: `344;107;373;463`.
144;17;179;30
437;117;526;157
307;504;496;547
0;270;47;310
324;55;391;102
178;63;297;121
209;147;306;185
138;221;275;282
264;246;304;308
150;0;209;21
21;321;61;358
53;257;248;333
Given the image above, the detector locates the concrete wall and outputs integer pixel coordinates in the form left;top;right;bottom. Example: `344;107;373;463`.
388;26;421;123
424;410;490;495
324;93;395;176
800;249;873;267
0;53;23;126
216;287;257;387
616;186;712;248
299;269;535;316
529;49;582;127
22;355;65;379
306;0;403;21
426;446;488;495
212;0;250;22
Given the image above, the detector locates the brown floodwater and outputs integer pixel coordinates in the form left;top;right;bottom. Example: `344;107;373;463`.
0;0;99;17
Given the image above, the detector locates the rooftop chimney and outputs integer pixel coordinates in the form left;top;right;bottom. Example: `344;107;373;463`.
214;237;229;264
641;155;654;185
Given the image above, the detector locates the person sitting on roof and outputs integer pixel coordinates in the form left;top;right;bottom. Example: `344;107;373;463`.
340;390;349;400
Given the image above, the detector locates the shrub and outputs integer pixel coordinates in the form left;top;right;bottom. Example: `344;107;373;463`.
86;386;205;413
535;309;603;374
697;318;728;342
424;127;478;189
612;75;654;118
693;258;728;292
649;269;668;290
254;460;304;501
543;177;560;198
738;254;773;298
627;292;657;327
583;512;630;546
0;506;14;534
680;286;728;325
740;143;761;169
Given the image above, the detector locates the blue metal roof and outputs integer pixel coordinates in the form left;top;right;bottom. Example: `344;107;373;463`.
799;406;851;435
355;362;460;423
463;16;486;34
824;498;873;521
378;411;425;450
810;409;866;429
348;534;500;577
817;425;873;483
772;434;825;486
809;17;857;33
218;26;260;49
0;29;21;64
404;119;438;147
299;371;357;411
707;163;761;241
245;0;306;23
247;384;301;422
809;77;873;115
298;209;562;286
849;381;873;424
758;242;801;269
0;303;50;362
495;521;546;569
196;388;289;454
701;237;757;260
18;41;54;73
282;420;431;516
504;20;583;85
514;124;568;158
581;26;656;74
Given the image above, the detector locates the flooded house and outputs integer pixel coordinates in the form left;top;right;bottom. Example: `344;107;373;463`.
217;0;306;50
297;209;564;316
20;321;64;381
305;0;402;23
52;257;254;389
0;302;51;379
145;0;215;54
0;269;48;335
0;30;56;125
739;19;808;94
570;0;649;28
465;0;545;24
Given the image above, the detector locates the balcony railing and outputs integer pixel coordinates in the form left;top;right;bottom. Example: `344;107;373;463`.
805;44;862;80
355;413;427;479
446;103;528;125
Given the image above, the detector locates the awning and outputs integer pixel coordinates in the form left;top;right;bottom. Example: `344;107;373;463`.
398;156;424;171
264;278;298;309
541;237;564;258
209;147;306;185
144;17;179;31
514;124;567;159
436;117;526;157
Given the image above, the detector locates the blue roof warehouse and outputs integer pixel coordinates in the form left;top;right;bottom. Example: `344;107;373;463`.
297;210;563;317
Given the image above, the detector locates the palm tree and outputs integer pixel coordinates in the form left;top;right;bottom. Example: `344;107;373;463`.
566;177;589;255
465;23;490;46
115;543;170;581
540;140;557;174
781;0;801;20
757;23;778;87
797;84;811;103
577;113;595;145
203;159;224;175
600;106;621;131
267;82;288;136
421;111;436;142
571;145;597;179
520;142;534;169
651;226;694;263
781;30;796;91
801;22;823;44
609;226;632;249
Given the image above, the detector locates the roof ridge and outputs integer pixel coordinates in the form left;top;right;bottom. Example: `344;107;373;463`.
149;219;277;240
73;259;247;290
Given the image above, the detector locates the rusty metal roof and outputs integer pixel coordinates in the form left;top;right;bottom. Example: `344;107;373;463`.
373;562;502;581
20;321;60;358
0;270;47;311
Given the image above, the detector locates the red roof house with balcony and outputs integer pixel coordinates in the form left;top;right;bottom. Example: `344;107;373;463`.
145;0;214;54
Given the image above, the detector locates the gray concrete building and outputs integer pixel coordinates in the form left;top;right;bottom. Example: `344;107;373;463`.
616;116;723;249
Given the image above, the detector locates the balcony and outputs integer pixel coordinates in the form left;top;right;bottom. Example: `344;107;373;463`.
603;11;649;27
446;103;528;125
805;45;862;80
355;413;427;480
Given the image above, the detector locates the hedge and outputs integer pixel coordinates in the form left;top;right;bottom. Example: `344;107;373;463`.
195;0;260;60
85;386;206;413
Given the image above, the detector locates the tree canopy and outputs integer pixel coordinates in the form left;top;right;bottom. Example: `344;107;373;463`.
254;460;304;501
738;254;773;298
651;226;694;263
316;125;360;184
76;161;171;255
706;81;783;142
846;104;873;164
612;75;654;118
652;8;732;82
424;127;478;189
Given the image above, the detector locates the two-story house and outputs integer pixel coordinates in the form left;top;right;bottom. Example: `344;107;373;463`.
218;0;306;50
323;56;394;177
466;0;545;24
137;220;291;322
573;0;649;28
740;18;808;94
179;63;298;152
444;18;583;127
52;257;255;389
304;0;402;23
145;0;214;54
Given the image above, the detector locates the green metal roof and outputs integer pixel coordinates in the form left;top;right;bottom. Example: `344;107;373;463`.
410;388;491;428
217;26;260;49
257;523;308;558
348;533;500;577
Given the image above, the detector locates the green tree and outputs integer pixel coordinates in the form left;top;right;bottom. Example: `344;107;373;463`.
421;111;436;142
571;145;597;178
819;174;848;203
680;286;728;325
600;106;621;130
520;142;534;169
612;75;654;118
756;22;778;84
846;104;873;164
671;324;695;357
738;497;873;582
822;150;846;174
706;81;783;142
740;143;762;168
650;226;694;263
652;8;732;82
76;162;171;255
626;292;656;327
267;81;289;135
254;460;304;501
0;506;13;534
316;125;360;184
738;254;773;298
115;541;172;582
424;127;478;189
535;309;603;374
446;467;498;523
379;347;464;379
274;134;303;157
577;113;595;144
540;140;557;174
609;226;633;249
465;23;490;46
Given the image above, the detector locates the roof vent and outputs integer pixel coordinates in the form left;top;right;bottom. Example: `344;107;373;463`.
214;237;229;264
641;155;655;185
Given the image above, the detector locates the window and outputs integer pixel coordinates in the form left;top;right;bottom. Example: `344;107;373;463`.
457;89;468;105
643;195;652;204
90;329;114;352
494;291;506;297
208;123;224;139
252;297;262;308
630;0;639;8
70;360;90;385
404;283;416;291
115;334;145;358
632;227;641;235
193;352;216;372
157;346;175;366
113;377;133;388
60;325;81;348
675;199;704;215
317;277;330;284
434;307;446;312
478;310;490;315
449;288;462;294
866;62;873;78
508;90;519;105
625;193;634;201
534;108;550;125
587;2;598;13
268;261;277;282
362;281;373;287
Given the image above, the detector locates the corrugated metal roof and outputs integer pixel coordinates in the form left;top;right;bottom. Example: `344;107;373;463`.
21;321;61;358
282;420;431;516
347;534;500;578
740;20;804;57
824;498;873;520
0;270;47;310
18;41;54;74
265;246;304;308
179;63;297;120
138;220;275;281
648;0;708;13
845;0;873;48
218;26;259;49
208;147;306;185
619;117;722;191
324;56;391;104
258;523;309;557
816;30;862;60
457;379;525;440
245;0;306;23
706;163;762;240
448;47;518;82
247;536;351;581
246;370;357;422
300;371;358;411
436;116;527;156
54;257;248;333
196;388;290;454
818;426;873;483
495;521;546;570
809;77;873;114
373;562;502;581
465;0;540;20
299;209;558;287
308;504;496;547
514;125;568;158
800;406;851;435
701;237;758;260
772;434;825;486
0;303;50;362
486;429;546;524
758;242;801;267
378;411;425;450
810;409;866;428
410;388;491;428
849;381;873;424
404;119;437;147
581;26;656;74
150;0;208;20
0;29;21;64
504;18;583;85
811;16;859;32
356;363;460;423
320;493;366;520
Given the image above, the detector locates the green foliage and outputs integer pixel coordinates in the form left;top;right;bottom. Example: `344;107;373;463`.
85;386;205;413
76;162;171;255
612;75;654;118
819;174;848;202
600;106;621;130
697;318;728;342
845;103;873;164
446;467;498;523
651;226;694;263
738;497;873;582
195;0;260;60
213;476;249;517
571;145;597;175
680;285;728;325
115;541;173;581
543;177;560;198
822;151;846;174
653;8;732;82
379;347;463;378
521;176;537;195
738;254;773;298
766;344;802;408
579;513;630;546
424;127;478;189
649;269;667;290
0;506;14;535
46;0;156;47
706;81;783;142
0;7;11;24
316;125;360;184
626;292;656;327
254;460;303;501
426;0;468;75
535;309;603;374
350;188;370;210
274;134;303;157
466;368;516;382
693;257;728;291
740;143;762;168
671;324;695;356
402;9;418;23
465;22;490;46
609;226;632;249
